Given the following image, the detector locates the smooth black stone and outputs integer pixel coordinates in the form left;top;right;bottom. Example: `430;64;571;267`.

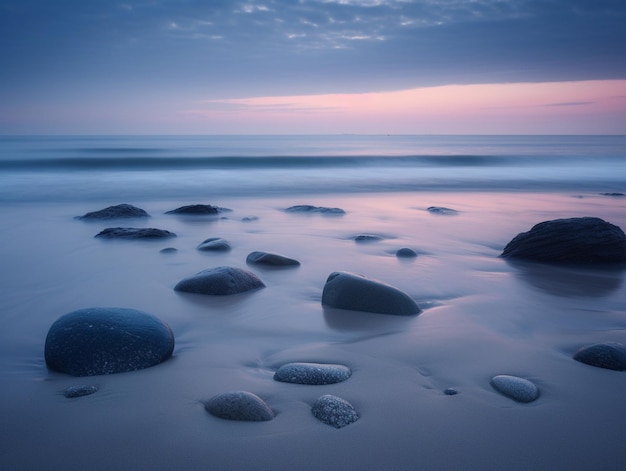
322;271;421;316
76;204;150;220
274;362;351;385
311;395;359;428
197;237;231;251
246;251;300;267
45;307;175;377
427;206;458;215
165;204;229;215
573;342;626;371
354;234;383;243
205;391;274;421
396;248;418;258
64;385;99;398
285;205;345;215
501;217;626;264
95;227;176;239
174;266;265;295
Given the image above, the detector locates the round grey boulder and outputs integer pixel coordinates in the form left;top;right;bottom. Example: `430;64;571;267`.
174;266;265;295
205;391;274;421
246;251;300;267
274;362;352;385
573;342;626;371
312;395;359;428
77;204;149;220
45;307;175;377
501;217;626;264
64;385;99;398
197;237;231;252
490;375;540;403
95;227;176;239
322;271;421;316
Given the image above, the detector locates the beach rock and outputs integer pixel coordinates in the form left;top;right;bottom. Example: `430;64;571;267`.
285;205;345;215
501;217;626;264
396;248;418;258
274;362;351;385
76;204;150;220
160;247;178;254
444;388;458;396
44;307;175;377
490;375;540;403
64;385;99;398
311;395;359;428
95;227;176;239
573;342;626;371
354;234;383;243
197;237;231;252
599;192;625;197
246;251;300;267
204;391;274;421
165;204;229;215
322;271;421;316
174;266;265;295
427;206;458;215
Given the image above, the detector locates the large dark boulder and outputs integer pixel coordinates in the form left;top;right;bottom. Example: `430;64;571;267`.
573;342;626;371
95;227;176;239
174;266;265;295
322;271;421;316
44;307;175;377
76;204;150;220
501;217;626;264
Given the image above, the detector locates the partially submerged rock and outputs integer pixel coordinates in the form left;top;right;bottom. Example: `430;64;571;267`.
354;234;383;243
64;385;99;398
490;375;540;403
45;307;175;377
322;271;421;316
573;342;626;371
95;227;176;239
285;205;345;215
501;217;626;264
396;248;418;258
205;391;274;422
76;204;150;220
246;251;300;267
274;362;351;385
312;395;359;428
197;237;231;252
174;266;265;295
165;204;229;215
427;206;458;215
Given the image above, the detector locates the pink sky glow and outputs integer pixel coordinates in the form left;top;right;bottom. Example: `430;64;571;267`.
186;80;626;135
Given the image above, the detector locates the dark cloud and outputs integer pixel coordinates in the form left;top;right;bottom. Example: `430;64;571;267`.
1;0;625;103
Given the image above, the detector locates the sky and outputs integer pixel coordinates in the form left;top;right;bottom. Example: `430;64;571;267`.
1;0;626;134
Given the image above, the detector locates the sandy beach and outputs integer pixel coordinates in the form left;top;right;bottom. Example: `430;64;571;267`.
1;188;625;470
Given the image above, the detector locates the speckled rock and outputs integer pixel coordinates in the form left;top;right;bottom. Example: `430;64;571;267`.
76;204;150;220
95;227;176;239
197;237;231;251
246;251;300;267
490;375;540;403
165;204;230;215
274;362;351;385
573;342;626;371
45;307;175;377
396;248;418;258
322;271;421;316
312;395;359;428
285;205;345;215
501;217;626;264
174;266;265;295
205;391;274;421
64;385;99;398
427;206;458;215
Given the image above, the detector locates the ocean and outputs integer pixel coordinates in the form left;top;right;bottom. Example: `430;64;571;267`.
1;134;625;202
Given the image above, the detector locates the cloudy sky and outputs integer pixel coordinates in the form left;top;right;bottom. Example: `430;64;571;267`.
1;0;625;134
